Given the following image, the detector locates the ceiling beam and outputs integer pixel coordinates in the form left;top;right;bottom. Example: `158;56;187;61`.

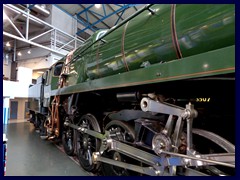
78;4;111;29
53;4;96;35
3;31;66;56
76;4;94;16
77;15;98;31
5;4;83;43
106;4;124;21
114;9;126;26
76;4;139;35
3;4;35;29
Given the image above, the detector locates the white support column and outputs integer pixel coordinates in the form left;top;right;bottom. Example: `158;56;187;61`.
25;4;30;40
3;97;10;125
54;29;57;50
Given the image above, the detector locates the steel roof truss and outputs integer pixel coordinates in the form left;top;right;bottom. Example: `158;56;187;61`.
76;4;138;35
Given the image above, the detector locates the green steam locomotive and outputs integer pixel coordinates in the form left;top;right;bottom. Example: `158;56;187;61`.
28;4;235;176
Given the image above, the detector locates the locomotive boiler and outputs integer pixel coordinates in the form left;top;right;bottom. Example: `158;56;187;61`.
28;4;235;176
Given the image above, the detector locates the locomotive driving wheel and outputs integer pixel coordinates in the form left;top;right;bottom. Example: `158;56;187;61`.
176;128;235;176
62;117;74;156
190;128;235;176
102;120;139;176
76;114;101;172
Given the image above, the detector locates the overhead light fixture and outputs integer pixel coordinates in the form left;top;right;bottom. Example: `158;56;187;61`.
3;11;7;20
17;52;22;56
37;71;44;74
95;4;101;9
6;42;11;47
27;50;31;54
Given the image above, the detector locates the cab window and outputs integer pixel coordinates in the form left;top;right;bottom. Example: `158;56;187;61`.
54;63;64;76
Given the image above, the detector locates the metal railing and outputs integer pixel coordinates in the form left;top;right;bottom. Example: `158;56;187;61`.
3;4;84;56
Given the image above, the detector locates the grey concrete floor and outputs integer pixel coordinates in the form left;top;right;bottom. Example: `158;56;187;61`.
3;122;91;176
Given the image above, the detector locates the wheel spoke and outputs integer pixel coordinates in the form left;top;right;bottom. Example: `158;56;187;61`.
102;120;139;176
186;129;235;176
62;118;75;156
75;114;101;172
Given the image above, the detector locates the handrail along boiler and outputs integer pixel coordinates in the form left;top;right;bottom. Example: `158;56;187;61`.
28;4;235;176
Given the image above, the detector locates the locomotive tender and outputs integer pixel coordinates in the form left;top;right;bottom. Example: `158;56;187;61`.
28;4;235;176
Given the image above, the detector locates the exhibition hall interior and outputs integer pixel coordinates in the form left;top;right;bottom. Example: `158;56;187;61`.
3;4;235;176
